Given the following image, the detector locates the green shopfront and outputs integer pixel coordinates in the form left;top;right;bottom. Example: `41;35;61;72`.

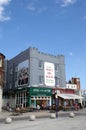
27;87;52;109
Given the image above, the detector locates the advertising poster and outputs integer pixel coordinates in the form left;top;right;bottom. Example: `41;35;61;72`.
17;60;29;86
44;62;55;87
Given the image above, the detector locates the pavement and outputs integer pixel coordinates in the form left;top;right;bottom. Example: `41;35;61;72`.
1;115;86;130
0;108;86;122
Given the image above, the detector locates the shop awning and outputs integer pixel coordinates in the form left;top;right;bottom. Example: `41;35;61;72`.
57;93;84;99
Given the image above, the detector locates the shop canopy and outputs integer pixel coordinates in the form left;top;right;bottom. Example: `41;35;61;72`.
57;93;84;100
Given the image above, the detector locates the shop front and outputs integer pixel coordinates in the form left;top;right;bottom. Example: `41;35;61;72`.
52;88;83;111
15;88;28;109
27;87;52;110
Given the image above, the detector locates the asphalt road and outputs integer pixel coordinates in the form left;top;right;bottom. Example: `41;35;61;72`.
0;115;86;130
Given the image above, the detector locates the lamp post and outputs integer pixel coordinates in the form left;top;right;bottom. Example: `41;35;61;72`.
55;92;58;118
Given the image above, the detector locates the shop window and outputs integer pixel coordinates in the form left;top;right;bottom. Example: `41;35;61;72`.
15;92;27;108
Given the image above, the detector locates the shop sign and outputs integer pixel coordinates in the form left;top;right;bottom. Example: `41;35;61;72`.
29;87;52;96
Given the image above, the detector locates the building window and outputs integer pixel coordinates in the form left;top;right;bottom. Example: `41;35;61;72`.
39;60;43;69
0;75;1;83
15;81;17;87
10;82;12;89
55;64;58;72
0;58;2;67
39;76;44;84
55;77;60;87
15;66;18;72
10;68;13;74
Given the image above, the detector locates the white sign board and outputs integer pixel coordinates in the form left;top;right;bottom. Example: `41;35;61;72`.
44;62;55;87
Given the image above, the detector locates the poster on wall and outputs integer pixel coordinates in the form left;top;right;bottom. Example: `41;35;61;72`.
17;60;29;86
44;62;55;87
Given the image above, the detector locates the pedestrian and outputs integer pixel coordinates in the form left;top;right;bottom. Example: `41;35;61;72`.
75;103;79;111
64;100;67;111
6;101;10;110
37;104;40;111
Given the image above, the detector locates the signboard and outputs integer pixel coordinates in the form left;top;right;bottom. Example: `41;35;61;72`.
17;60;29;86
29;87;52;96
44;62;55;87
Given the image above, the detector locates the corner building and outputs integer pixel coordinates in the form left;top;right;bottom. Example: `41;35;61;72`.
3;47;66;109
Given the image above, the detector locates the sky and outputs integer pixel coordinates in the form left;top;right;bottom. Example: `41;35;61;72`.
0;0;86;89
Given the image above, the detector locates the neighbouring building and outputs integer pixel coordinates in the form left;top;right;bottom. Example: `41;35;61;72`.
71;77;80;90
0;53;5;112
3;47;66;109
65;78;83;107
80;90;86;107
51;77;83;111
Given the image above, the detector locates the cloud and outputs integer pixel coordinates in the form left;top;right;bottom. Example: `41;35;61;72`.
83;15;86;20
27;3;36;12
69;52;73;56
37;7;47;14
27;1;47;14
61;0;77;7
0;0;11;22
0;28;2;39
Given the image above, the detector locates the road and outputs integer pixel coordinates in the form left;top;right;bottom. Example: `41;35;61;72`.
0;116;86;130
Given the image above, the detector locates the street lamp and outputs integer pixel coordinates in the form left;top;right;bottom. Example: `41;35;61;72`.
55;91;58;118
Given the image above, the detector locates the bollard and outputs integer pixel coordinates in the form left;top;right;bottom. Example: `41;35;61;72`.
5;116;12;124
29;115;36;121
69;112;75;118
50;113;56;119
